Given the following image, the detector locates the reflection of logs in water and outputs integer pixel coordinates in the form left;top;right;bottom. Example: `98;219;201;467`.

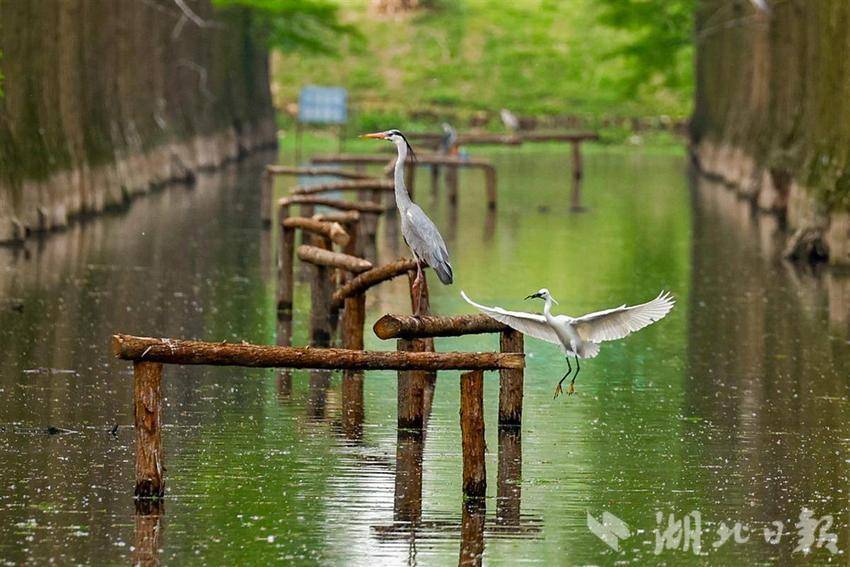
497;428;522;526
459;499;485;567
134;500;164;567
306;370;332;421
341;370;364;441
393;429;424;524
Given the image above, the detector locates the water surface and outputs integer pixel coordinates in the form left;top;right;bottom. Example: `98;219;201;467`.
0;147;847;565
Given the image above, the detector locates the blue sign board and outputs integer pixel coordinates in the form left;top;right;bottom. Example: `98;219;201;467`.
298;86;348;125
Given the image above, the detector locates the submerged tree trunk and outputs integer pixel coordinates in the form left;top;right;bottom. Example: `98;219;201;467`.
0;0;277;242
692;0;850;265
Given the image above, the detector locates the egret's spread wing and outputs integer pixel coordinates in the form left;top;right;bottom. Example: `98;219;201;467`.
573;291;675;343
404;205;453;284
461;291;560;345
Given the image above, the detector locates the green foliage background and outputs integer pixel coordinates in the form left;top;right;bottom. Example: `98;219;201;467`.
271;0;694;127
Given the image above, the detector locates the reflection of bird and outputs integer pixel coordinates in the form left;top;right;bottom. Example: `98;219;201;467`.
440;122;458;154
462;289;675;397
500;108;519;132
362;130;453;313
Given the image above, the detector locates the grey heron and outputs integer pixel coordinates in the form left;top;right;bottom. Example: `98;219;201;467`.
462;289;675;397
362;130;453;314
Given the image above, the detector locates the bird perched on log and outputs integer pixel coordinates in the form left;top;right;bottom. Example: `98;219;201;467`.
362;130;453;314
500;108;520;132
462;289;675;397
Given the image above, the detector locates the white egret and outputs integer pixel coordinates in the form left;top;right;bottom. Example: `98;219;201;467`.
461;289;675;397
362;130;453;314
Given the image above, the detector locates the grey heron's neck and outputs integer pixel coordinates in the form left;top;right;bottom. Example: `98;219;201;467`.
393;142;412;211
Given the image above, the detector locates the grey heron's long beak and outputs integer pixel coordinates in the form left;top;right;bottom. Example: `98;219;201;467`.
360;132;387;140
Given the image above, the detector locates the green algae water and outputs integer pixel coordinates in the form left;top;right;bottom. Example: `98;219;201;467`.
0;148;847;565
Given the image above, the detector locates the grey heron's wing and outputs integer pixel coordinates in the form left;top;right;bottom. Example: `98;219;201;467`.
573;291;675;343
404;205;453;284
461;291;561;345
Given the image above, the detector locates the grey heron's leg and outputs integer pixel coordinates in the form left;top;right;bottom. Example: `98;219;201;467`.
568;355;580;395
411;256;425;316
553;356;573;399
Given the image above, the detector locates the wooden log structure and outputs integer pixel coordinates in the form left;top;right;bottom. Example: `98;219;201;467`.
283;217;350;247
278;195;386;214
331;258;419;309
374;313;509;339
113;334;524;370
396;271;434;431
134;361;164;499
291;179;394;196
313;210;360;225
296;245;373;273
460;370;486;498
266;165;375;180
306;235;334;347
374;313;525;428
312;153;497;210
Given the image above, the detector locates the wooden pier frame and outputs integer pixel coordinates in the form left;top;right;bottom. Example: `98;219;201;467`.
312;154;498;210
373;313;525;428
113;334;523;499
262;165;379;224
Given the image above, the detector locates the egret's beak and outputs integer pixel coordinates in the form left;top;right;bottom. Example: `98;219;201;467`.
525;293;541;300
360;132;387;140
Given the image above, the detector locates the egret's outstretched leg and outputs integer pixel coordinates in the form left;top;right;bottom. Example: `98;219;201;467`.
554;356;573;399
568;355;580;395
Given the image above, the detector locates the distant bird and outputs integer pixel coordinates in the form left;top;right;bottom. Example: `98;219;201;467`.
750;0;770;13
362;130;453;313
440;122;458;155
500;108;520;132
462;289;675;397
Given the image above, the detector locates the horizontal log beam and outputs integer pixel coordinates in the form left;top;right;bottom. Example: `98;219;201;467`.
282;217;349;247
313;210;360;225
374;314;509;340
278;195;386;214
331;258;418;308
404;131;599;144
312;154;494;168
112;335;524;370
297;245;373;273
266;165;375;180
291;179;394;196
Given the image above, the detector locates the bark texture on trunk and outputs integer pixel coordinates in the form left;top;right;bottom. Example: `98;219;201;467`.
692;0;850;265
0;0;277;242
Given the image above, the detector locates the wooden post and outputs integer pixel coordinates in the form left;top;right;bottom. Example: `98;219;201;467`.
261;170;272;226
134;361;164;499
431;164;440;196
485;166;497;211
341;370;364;441
341;294;366;350
571;140;583;182
306;370;331;421
447;165;459;206
460;370;486;499
498;329;524;428
496;427;521;527
570;177;584;212
459;499;486;566
309;235;333;347
397;338;426;430
277;202;295;317
394;429;424;523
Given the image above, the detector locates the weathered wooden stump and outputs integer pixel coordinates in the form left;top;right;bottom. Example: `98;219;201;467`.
341;370;364;441
134;361;164;499
496;427;522;526
459;498;486;566
460;369;486;499
498;329;524;427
